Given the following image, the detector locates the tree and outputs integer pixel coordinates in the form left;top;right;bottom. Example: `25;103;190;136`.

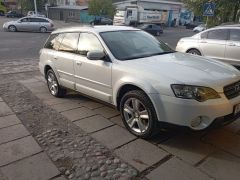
88;0;116;17
19;0;45;12
183;0;240;26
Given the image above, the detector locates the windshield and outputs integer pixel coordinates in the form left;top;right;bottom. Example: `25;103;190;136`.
100;30;174;60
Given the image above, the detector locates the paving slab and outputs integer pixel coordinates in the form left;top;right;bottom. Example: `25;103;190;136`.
224;119;240;134
159;134;216;165
0;136;42;167
34;76;46;82
0;97;3;102
203;129;240;157
74;115;114;133
61;107;97;122
115;139;169;172
92;125;136;149
94;106;120;118
146;157;213;180
0;102;13;116
51;102;82;112
19;78;40;84
0;114;21;129
24;81;49;93
0;124;30;145
110;115;125;127
200;151;240;180
80;101;104;110
0;152;59;180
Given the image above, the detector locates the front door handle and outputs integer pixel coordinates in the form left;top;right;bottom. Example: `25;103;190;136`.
53;56;58;60
200;40;207;43
76;61;82;66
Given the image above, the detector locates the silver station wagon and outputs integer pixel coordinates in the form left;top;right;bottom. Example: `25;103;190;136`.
3;16;54;32
39;26;240;139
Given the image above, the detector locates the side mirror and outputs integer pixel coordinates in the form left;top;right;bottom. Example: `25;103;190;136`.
87;50;105;60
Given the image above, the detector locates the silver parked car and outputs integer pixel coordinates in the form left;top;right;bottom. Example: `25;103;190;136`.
3;16;54;32
176;26;240;66
39;26;240;138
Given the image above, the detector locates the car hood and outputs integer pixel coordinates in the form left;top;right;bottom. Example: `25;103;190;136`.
120;52;240;92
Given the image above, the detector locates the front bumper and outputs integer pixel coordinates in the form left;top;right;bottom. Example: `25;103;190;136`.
149;93;240;130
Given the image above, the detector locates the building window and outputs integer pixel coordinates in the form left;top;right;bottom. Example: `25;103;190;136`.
69;11;75;17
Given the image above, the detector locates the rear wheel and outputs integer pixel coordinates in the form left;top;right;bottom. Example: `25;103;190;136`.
187;49;201;56
8;25;17;32
40;27;47;33
46;69;66;97
120;90;160;139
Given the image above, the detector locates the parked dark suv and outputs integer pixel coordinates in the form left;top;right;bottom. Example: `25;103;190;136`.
6;11;23;18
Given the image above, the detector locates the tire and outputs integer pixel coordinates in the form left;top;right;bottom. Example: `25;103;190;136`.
40;27;47;33
8;25;17;32
46;69;66;97
120;90;160;139
187;49;201;56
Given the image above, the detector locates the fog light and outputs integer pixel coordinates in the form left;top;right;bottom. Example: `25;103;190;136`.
191;116;202;127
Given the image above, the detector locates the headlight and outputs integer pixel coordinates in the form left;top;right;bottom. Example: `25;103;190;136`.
171;84;220;102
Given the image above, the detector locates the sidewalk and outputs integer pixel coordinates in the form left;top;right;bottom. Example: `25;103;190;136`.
0;98;66;180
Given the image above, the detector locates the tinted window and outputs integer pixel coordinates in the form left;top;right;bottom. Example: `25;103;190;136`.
230;29;240;41
30;18;48;22
44;34;64;50
100;30;173;60
78;33;103;56
21;18;29;22
59;33;79;53
207;29;228;40
201;31;208;39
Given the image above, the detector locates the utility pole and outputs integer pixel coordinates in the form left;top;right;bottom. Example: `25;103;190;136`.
34;0;37;14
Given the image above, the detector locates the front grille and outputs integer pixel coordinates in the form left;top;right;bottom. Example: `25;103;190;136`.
224;80;240;99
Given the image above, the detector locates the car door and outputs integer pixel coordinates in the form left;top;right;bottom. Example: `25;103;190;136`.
28;18;40;31
199;29;228;60
74;32;112;103
53;33;79;89
225;29;240;64
17;17;30;31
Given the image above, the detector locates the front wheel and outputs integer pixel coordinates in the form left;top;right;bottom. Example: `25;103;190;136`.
46;69;66;97
120;90;160;139
187;49;201;56
8;25;17;32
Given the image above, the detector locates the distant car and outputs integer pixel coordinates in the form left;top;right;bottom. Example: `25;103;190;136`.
27;11;46;18
193;24;206;32
90;17;113;25
6;11;23;18
176;26;240;66
185;22;203;29
140;24;163;36
3;17;54;32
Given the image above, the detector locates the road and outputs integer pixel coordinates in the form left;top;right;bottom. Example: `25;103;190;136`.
0;16;194;61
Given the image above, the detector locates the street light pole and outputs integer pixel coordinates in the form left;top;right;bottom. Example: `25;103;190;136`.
34;0;37;14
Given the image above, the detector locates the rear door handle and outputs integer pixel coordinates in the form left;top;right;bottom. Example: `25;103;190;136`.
228;43;236;46
53;56;58;60
200;41;207;43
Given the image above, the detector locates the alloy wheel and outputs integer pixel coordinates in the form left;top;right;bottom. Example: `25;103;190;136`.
47;72;58;96
123;98;150;133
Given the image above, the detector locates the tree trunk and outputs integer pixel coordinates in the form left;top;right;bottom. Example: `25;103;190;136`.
233;0;240;22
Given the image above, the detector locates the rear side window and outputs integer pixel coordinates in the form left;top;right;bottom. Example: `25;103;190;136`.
58;33;79;53
44;34;64;50
230;29;240;41
207;29;228;40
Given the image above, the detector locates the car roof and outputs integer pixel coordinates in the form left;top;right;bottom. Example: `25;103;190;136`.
52;25;138;34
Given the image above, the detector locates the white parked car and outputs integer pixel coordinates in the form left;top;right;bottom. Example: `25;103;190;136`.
27;11;46;18
193;24;206;32
39;26;240;138
176;26;240;66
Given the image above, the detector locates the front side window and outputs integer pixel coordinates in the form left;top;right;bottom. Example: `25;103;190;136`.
21;18;29;22
207;29;228;40
230;29;240;41
78;33;104;56
44;34;64;50
58;33;79;53
201;31;208;39
100;30;173;60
